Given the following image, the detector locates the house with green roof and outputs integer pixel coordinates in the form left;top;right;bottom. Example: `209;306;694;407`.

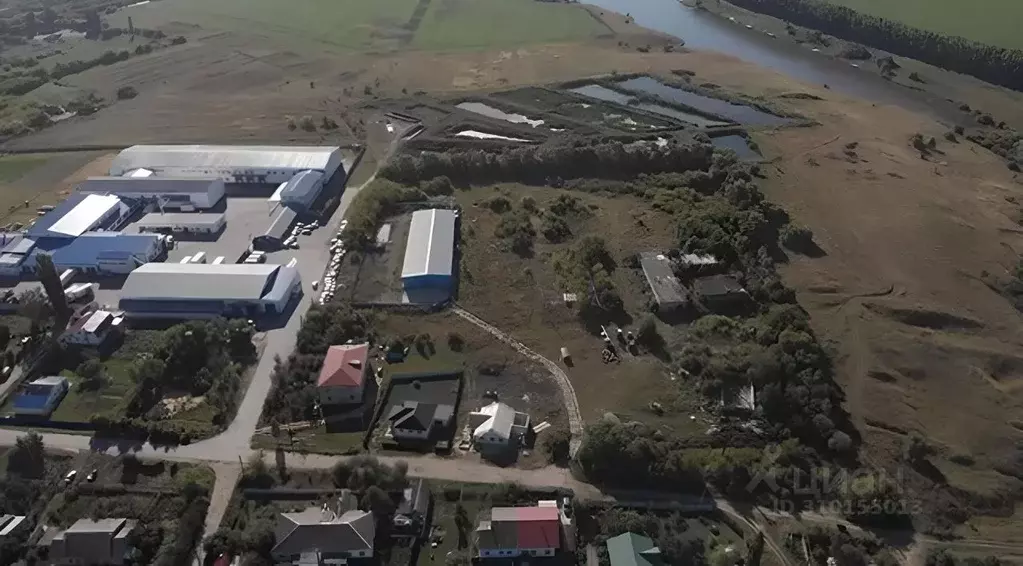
607;532;665;566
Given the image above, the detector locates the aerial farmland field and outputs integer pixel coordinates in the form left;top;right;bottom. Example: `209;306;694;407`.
107;0;607;52
822;0;1023;50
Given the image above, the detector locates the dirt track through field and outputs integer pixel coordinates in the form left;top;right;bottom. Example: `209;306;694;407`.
452;305;583;453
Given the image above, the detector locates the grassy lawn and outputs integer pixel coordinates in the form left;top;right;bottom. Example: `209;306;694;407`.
253;425;364;455
386;346;464;375
109;0;604;52
0;154;51;184
823;0;1023;50
50;357;135;422
411;0;607;51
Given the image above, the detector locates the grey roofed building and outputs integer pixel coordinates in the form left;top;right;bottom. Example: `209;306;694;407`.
109;145;344;180
120;263;282;302
136;212;226;230
78;176;223;194
693;274;746;299
401;208;456;280
49;518;136;565
607;532;665;566
261;206;297;244
386;401;454;437
272;508;375;561
279;170;325;210
639;252;686;310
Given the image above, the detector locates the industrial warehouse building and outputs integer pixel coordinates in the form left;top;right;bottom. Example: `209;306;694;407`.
27;193;132;239
0;193;164;277
108;145;345;185
253;206;297;250
136;212;226;235
401;209;457;295
76;176;226;210
278;170;324;212
118;262;301;318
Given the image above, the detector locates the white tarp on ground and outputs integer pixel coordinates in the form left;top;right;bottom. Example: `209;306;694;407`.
47;194;121;237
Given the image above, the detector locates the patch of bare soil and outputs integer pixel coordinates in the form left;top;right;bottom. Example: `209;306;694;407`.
748;84;1023;500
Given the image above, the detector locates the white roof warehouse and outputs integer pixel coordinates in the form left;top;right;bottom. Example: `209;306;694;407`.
108;145;344;184
401;209;456;293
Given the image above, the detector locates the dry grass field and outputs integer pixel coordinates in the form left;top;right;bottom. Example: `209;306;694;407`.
455;184;708;437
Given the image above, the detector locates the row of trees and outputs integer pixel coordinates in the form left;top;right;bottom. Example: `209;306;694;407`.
380;138;715;185
724;0;1023;91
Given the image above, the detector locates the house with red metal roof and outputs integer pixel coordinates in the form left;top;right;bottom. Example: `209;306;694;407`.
474;504;564;559
316;343;370;406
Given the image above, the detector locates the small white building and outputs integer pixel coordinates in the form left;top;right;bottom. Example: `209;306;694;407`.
61;310;123;346
469;402;531;447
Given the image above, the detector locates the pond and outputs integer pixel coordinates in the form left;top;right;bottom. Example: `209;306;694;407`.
710;135;761;161
619;76;790;126
569;84;731;127
456;102;544;127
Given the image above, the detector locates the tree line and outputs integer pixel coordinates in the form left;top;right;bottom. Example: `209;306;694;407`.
724;0;1023;91
380;138;715;185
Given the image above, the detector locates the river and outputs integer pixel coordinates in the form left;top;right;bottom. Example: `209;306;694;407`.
585;0;963;121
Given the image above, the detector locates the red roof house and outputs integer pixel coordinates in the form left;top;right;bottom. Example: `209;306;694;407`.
476;505;562;558
316;343;370;405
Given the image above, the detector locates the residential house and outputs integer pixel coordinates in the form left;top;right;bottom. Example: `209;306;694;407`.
475;505;561;558
393;478;431;538
469;402;530;449
49;518;137;565
639;252;687;312
386;401;454;442
13;375;69;417
60;309;123;347
607;532;665;566
0;514;28;540
692;274;749;311
272;503;375;566
316;343;370;405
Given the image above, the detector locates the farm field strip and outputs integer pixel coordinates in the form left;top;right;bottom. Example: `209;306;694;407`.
822;0;1023;50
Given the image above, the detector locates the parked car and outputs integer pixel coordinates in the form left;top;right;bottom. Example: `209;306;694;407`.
64;470;77;484
86;469;98;482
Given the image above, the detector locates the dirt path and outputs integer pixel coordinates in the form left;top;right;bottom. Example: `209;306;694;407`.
452;305;583;454
195;462;242;565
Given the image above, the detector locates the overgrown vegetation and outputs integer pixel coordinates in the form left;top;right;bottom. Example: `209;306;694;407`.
724;0;1023;91
380;139;714;185
261;303;371;424
88;318;256;443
